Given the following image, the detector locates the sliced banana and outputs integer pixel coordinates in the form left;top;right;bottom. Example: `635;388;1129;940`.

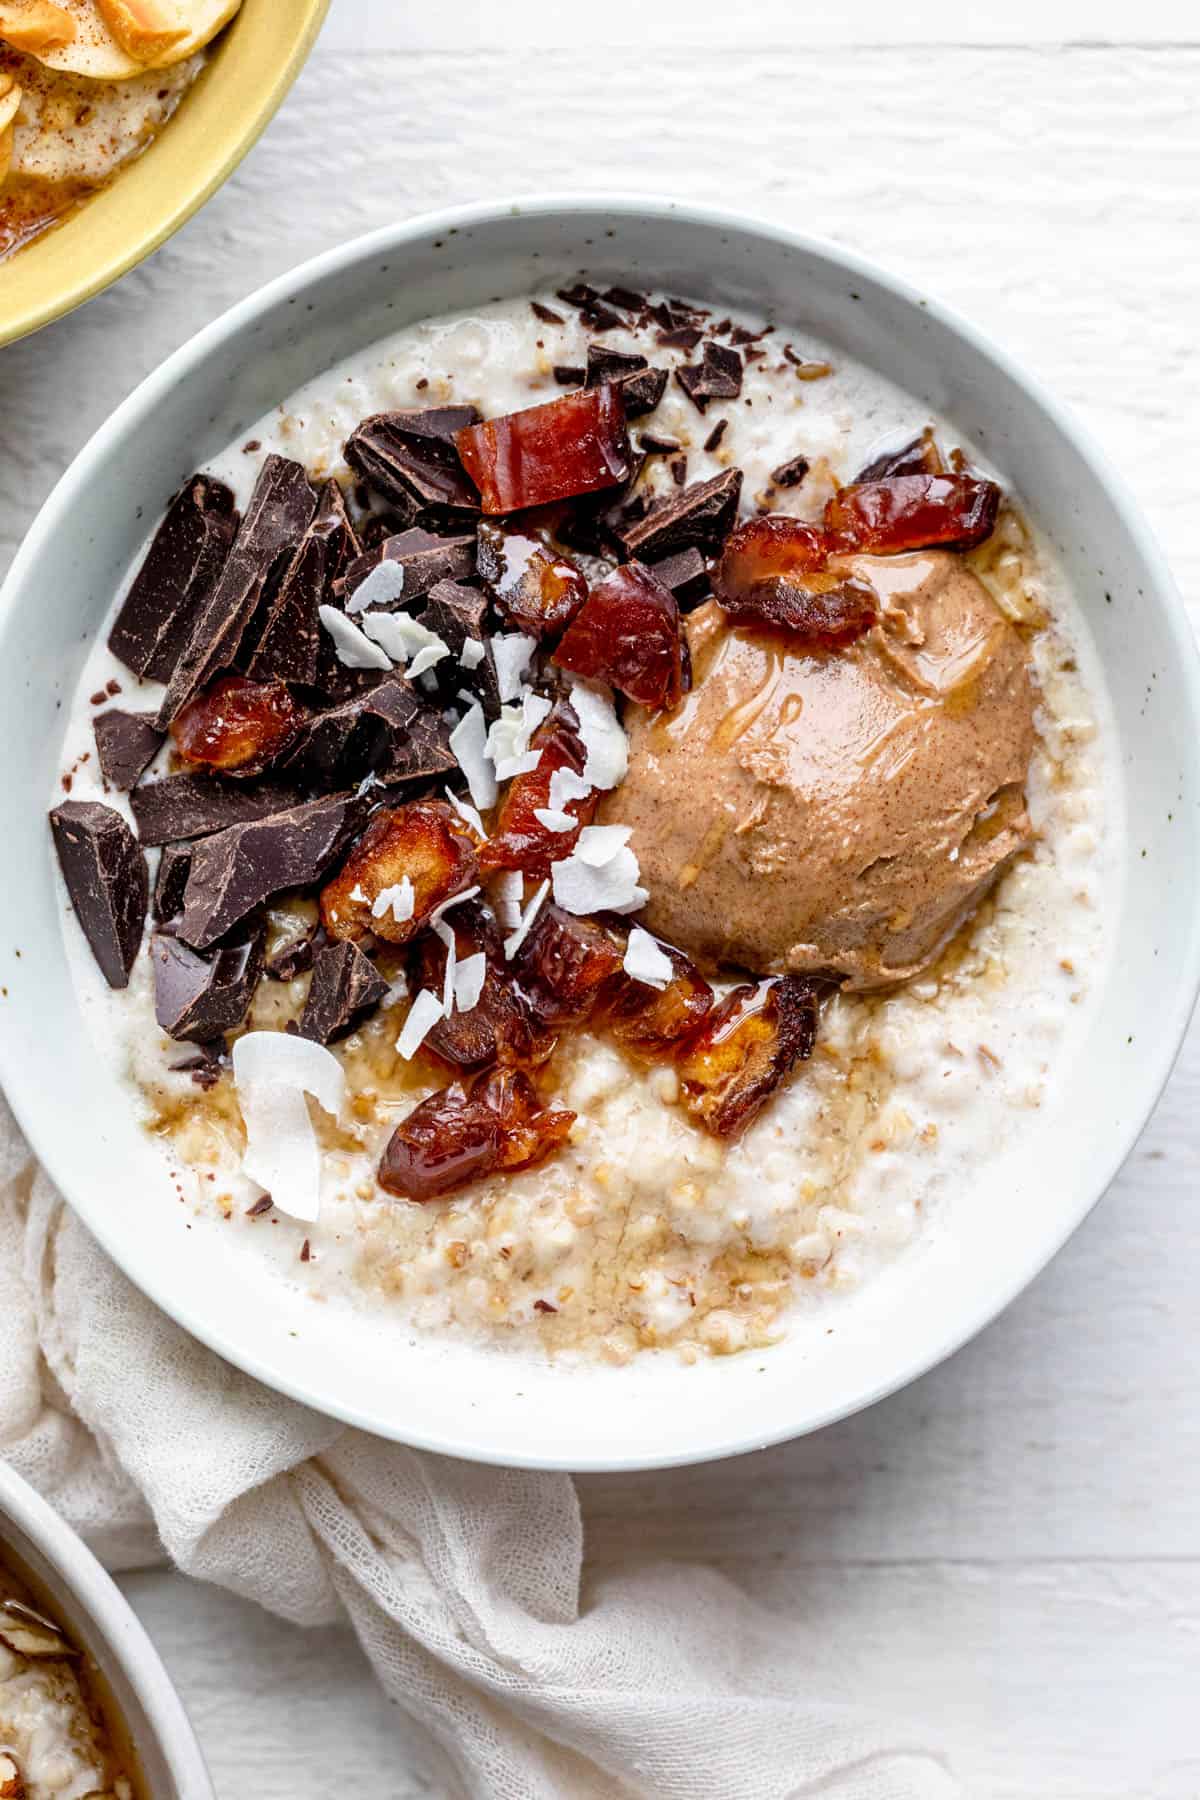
0;2;77;58
97;0;238;66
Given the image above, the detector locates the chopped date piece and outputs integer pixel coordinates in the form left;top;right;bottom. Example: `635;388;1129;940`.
170;675;304;776
157;455;318;726
613;468;742;562
378;1082;503;1202
476;521;589;641
108;474;238;683
247;479;360;687
825;473;1002;555
553;561;686;710
715;516;876;646
412;903;542;1069
607;941;714;1054
344;409;482;529
676;974;824;1138
49;801;148;990
480;709;597;879
93;708;163;791
297;940;388;1045
320;798;478;946
472;1065;575;1171
455;386;632;515
514;904;626;1029
151;921;264;1043
854;427;944;484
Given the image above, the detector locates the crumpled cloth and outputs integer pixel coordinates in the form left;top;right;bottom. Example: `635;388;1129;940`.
0;1094;956;1799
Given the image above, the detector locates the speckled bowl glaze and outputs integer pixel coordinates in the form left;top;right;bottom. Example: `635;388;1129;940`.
0;0;328;348
0;1460;213;1797
0;198;1196;1471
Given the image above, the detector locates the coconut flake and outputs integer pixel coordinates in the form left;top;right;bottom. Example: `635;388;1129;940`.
396;988;445;1060
548;767;592;810
504;877;551;959
360;610;449;677
449;701;498;809
623;926;674;990
453;951;487;1014
232;1032;346;1224
318;604;392;671
444;786;487;838
345;558;405;615
575;823;633;866
492;631;538;703
459;639;485;671
533;807;577;833
568;679;628;789
490;870;524;931
552;840;647;916
371;877;415;924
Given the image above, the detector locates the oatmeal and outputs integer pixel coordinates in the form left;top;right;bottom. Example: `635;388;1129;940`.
0;0;240;261
50;284;1117;1362
0;1549;134;1799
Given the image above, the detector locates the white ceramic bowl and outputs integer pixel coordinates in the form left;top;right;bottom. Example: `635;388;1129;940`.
1;197;1197;1472
0;1461;212;1797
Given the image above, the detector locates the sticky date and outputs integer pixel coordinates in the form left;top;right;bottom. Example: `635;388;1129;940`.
479;710;597;878
455;386;632;514
377;1066;574;1201
675;974;824;1138
170;675;303;774
552;561;687;709
825;472;1002;555
476;522;589;640
715;517;876;646
320;798;478;945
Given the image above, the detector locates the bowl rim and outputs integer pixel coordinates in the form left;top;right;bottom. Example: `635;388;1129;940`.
0;1458;213;1797
0;0;330;350
2;192;1198;1472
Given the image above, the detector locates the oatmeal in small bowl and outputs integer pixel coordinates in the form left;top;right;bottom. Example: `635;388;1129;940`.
3;201;1193;1467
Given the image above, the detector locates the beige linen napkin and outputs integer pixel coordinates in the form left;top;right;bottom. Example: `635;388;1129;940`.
0;1095;956;1799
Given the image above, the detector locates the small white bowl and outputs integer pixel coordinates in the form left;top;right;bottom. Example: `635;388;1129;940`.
1;197;1197;1471
0;1461;212;1797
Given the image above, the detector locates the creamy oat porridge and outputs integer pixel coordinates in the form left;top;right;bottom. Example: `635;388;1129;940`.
0;0;241;260
0;1549;134;1799
50;283;1117;1364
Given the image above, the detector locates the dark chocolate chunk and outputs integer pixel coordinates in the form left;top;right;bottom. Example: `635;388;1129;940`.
50;801;148;989
179;792;369;951
335;527;476;607
675;342;744;414
614;469;743;562
531;301;564;326
344;411;480;528
650;547;711;609
247;480;359;686
297;940;388;1044
131;774;308;846
282;675;454;787
419;581;500;717
704;420;729;454
93;710;163;791
770;454;810;489
553;365;586;387
157;456;318;725
108;476;238;682
151;921;265;1042
153;841;193;920
264;919;324;980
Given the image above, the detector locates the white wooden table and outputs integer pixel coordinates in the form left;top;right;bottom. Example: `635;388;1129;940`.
4;4;1199;1793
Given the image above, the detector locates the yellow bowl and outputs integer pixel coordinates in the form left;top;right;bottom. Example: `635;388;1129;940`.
0;0;328;348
